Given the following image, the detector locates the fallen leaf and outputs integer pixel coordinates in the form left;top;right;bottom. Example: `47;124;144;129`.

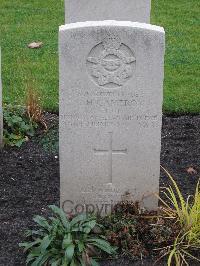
186;167;197;175
28;42;43;49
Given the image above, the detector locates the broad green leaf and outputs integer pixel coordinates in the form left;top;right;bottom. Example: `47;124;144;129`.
25;229;44;237
62;233;72;248
90;258;99;266
70;259;77;266
51;259;62;266
40;235;52;253
26;247;41;263
15;138;25;147
49;205;70;229
19;239;41;252
70;214;87;227
65;243;75;262
77;241;85;253
31;252;49;266
82;220;96;233
33;215;51;231
79;258;87;266
88;238;117;254
61;257;68;266
26;253;37;264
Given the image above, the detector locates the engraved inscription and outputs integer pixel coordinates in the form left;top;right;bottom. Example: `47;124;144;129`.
87;34;136;88
94;132;127;183
61;113;159;129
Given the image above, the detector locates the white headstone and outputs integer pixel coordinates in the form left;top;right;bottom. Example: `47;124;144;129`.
59;21;165;215
65;0;151;24
0;48;3;148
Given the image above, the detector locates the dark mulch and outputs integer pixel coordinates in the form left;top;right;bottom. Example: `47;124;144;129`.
0;115;199;266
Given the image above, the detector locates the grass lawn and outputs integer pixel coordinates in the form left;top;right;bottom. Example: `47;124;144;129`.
0;0;199;113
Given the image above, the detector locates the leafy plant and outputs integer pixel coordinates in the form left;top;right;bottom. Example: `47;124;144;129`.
100;201;176;260
3;104;38;147
39;127;58;153
20;205;117;266
102;213;145;258
158;167;200;265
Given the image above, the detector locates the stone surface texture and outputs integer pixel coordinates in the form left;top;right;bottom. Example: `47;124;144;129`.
65;0;151;24
59;21;165;214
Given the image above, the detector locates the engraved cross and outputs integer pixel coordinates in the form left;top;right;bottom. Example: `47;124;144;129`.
94;132;127;184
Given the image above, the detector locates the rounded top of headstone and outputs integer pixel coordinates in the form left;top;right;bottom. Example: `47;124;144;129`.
59;21;165;34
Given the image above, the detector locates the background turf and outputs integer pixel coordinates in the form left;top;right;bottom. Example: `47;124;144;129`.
0;0;199;113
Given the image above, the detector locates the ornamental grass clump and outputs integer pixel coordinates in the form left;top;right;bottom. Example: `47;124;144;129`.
26;86;47;130
158;167;200;265
20;205;117;266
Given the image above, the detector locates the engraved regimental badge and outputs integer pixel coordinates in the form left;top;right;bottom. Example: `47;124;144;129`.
87;34;136;88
